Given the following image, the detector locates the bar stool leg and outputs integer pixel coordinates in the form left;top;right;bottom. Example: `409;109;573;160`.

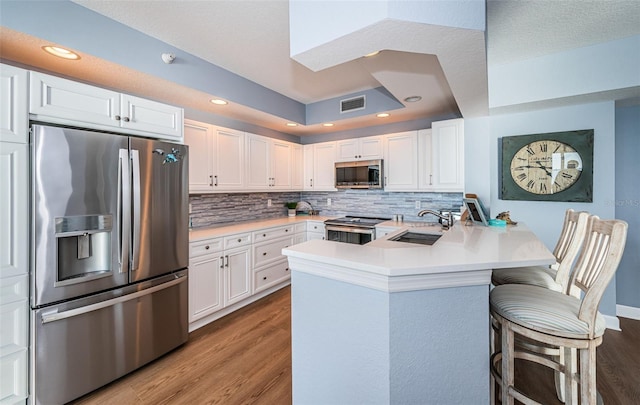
580;343;597;404
501;322;515;405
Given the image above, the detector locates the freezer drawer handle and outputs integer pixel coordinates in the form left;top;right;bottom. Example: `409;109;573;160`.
41;274;187;324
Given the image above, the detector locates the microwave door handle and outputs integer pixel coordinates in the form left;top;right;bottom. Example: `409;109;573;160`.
118;149;131;274
325;225;375;235
131;149;141;271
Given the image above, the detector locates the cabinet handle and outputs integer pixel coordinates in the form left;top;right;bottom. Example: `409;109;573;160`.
115;115;121;121
310;179;313;187
123;117;130;122
429;174;433;185
220;257;224;269
209;175;213;186
214;175;218;186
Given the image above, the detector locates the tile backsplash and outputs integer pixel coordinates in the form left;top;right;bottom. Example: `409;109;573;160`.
189;190;463;228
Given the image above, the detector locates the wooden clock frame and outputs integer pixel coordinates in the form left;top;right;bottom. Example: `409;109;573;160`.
500;129;594;202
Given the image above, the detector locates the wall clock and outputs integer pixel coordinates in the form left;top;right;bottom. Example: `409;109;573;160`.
500;129;594;202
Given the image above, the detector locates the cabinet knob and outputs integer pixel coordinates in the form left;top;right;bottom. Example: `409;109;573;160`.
263;252;267;256
122;117;130;122
285;229;289;232
237;238;242;242
263;233;266;237
263;276;267;280
205;245;210;250
285;268;289;271
115;115;121;121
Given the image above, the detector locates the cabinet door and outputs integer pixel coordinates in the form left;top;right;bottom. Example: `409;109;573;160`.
271;140;292;189
418;129;434;189
359;136;383;160
224;247;251;305
214;127;245;189
245;134;271;189
29;71;120;128
384;132;418;191
336;139;358;161
0;65;28;143
313;142;337;190
303;144;314;190
291;144;304;190
121;94;183;141
184;120;214;193
430;119;464;191
188;254;223;322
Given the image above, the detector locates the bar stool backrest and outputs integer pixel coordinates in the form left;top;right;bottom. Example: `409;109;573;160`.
567;216;628;338
552;209;590;290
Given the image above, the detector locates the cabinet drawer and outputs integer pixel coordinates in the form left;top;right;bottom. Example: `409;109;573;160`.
307;222;325;233
224;233;252;250
294;222;306;233
253;236;294;268
190;238;223;257
254;260;290;293
252;225;294;242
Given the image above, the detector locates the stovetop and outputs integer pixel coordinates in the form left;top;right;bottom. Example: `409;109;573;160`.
324;216;390;228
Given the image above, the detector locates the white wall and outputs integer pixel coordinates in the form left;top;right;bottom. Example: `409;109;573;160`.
465;101;618;318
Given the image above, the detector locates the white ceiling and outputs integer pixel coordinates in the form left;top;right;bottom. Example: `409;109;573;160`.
3;1;639;136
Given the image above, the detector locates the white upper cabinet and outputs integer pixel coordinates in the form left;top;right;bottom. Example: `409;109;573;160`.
303;144;314;191
0;64;28;143
213;127;245;190
336;136;383;162
29;71;183;141
185;120;245;192
419;119;464;192
245;134;292;190
291;143;304;190
309;142;337;191
184;121;215;193
383;131;419;191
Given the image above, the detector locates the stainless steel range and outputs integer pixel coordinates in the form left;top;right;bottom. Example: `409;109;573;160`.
324;216;390;245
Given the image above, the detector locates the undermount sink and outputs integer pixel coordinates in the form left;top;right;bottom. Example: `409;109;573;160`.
389;231;443;245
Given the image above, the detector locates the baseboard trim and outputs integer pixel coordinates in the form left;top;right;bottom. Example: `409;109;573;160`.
617;304;640;320
603;314;621;331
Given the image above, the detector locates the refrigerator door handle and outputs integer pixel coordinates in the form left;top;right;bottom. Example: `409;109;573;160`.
118;149;131;273
131;149;141;271
41;274;187;324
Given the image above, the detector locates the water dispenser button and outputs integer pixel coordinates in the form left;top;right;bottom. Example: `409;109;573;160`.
77;233;91;259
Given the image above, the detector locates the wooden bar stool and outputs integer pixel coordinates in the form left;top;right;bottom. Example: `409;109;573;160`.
489;216;628;405
492;209;589;293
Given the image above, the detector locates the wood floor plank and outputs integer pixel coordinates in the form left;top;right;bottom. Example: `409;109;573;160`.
71;287;638;405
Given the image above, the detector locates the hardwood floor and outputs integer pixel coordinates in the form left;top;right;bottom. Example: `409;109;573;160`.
72;286;639;404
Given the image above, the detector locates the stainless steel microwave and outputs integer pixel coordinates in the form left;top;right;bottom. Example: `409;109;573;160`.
335;159;383;189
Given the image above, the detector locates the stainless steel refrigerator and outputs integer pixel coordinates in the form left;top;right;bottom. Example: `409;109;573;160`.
29;124;189;404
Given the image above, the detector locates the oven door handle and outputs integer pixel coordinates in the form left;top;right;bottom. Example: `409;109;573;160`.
325;225;375;235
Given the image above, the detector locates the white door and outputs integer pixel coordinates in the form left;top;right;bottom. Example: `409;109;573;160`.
336;139;358;161
121;94;183;140
303;144;314;190
384;131;418;191
188;255;224;322
313;142;337;190
215;128;245;190
271;140;292;189
224;247;252;306
245;134;271;189
184;120;214;193
431;119;464;191
359;136;383;160
291;144;304;190
0;64;28;143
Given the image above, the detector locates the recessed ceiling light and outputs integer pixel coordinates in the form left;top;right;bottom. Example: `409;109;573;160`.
364;51;380;57
377;113;390;118
286;122;298;127
210;99;228;105
404;96;422;103
322;123;334;127
42;46;80;60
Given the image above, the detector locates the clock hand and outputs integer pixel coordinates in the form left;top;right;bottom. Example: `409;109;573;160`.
535;161;552;177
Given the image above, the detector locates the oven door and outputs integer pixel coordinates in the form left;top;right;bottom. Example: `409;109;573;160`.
325;225;374;245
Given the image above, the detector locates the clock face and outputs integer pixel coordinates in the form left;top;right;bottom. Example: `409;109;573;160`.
509;140;582;195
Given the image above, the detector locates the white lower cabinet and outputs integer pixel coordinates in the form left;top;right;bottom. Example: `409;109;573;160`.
222;246;252;306
306;221;326;240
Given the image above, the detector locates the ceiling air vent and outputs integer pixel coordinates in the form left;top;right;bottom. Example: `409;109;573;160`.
340;95;366;113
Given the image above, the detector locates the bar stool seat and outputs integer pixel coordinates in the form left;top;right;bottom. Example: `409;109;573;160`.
490;284;606;340
492;266;561;291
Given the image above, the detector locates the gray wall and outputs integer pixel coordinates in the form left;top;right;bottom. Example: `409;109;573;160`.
615;104;640;308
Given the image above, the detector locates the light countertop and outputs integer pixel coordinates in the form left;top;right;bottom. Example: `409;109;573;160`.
282;222;555;291
189;216;334;242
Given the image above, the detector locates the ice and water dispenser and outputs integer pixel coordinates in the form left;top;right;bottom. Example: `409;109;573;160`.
55;215;113;285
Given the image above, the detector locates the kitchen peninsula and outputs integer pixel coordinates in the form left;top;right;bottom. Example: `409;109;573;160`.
282;222;555;404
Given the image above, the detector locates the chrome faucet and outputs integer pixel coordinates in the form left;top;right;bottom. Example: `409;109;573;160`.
417;209;454;230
